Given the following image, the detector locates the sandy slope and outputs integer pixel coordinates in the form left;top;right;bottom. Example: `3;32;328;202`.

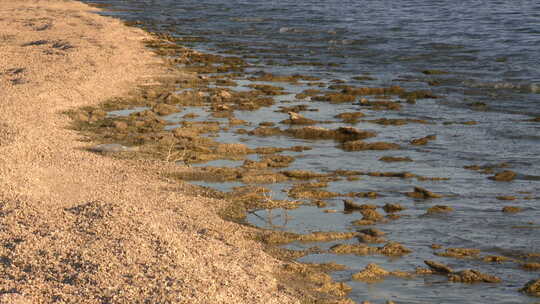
0;1;298;303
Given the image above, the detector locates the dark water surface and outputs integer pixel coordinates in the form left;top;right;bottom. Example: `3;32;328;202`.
86;0;539;303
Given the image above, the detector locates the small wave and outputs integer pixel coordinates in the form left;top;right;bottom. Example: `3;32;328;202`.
230;17;267;22
278;27;306;33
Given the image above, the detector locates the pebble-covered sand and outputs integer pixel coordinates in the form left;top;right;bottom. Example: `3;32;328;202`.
0;1;302;303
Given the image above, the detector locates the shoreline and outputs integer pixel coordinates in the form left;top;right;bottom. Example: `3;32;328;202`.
0;1;309;303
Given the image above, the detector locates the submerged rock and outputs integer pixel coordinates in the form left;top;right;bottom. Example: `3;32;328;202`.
406;186;443;199
343;199;375;212
483;255;509;263
330;243;371;255
379;156;413;162
357;232;386;244
360;209;384;222
502;206;522;213
359;228;385;237
521;279;540;296
286;126;376;142
426;205;454;214
522;263;540;270
435;248;480;259
152;103;180;116
424;260;453;274
489;170;517;182
342;141;399;151
335;111;365;123
410;135;436;146
382;203;405;213
282;170;328;179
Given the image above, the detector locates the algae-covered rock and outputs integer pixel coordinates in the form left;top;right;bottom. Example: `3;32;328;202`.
312;93;356;103
351;219;376;226
489;170;517;182
152;103;180;116
377;242;412;256
289;189;339;200
352;263;390;282
240;171;288;184
299;231;358;243
249;126;284;137
379;156;413;162
360;209;384;222
282;170;328;179
279;262;352;300
448;269;501;283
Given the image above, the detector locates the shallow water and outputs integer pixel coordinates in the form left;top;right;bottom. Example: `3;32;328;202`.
86;0;539;302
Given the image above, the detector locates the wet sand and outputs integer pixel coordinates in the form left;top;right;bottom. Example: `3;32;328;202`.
0;1;302;303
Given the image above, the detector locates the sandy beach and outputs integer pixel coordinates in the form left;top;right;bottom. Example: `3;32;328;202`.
0;1;302;303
